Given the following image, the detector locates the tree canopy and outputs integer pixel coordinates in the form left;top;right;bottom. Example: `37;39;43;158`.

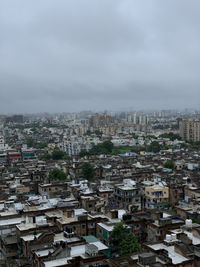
39;148;69;161
36;142;48;149
119;233;140;256
39;152;51;160
189;141;200;149
82;162;94;181
49;168;67;181
164;160;176;170
111;222;140;256
52;148;69;160
52;149;64;160
79;149;90;158
26;137;34;148
111;222;129;241
148;141;161;153
159;132;182;141
90;140;114;155
79;141;114;157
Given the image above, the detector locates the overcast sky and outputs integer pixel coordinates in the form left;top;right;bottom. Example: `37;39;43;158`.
0;0;200;113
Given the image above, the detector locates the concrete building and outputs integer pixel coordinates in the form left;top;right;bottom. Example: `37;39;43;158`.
113;179;142;211
179;118;200;142
145;184;169;209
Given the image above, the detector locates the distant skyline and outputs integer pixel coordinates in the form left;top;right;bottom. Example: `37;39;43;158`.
2;107;200;116
1;0;200;113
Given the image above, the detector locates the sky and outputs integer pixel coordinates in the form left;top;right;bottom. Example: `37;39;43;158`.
0;0;200;113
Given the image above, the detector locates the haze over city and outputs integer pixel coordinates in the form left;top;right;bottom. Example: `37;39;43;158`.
1;0;200;113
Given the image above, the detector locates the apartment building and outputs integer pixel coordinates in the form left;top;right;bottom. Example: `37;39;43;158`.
145;183;169;209
113;179;142;210
179;118;200;142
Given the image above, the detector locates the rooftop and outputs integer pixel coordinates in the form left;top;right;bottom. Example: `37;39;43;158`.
97;222;114;232
147;243;190;265
44;258;71;267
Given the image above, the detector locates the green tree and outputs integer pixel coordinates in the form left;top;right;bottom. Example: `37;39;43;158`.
161;142;170;151
84;130;92;136
190;141;200;149
111;222;129;241
148;141;161;153
94;130;103;137
49;168;67;181
36;142;48;149
164;160;176;170
119;233;140;256
89;141;114;155
131;146;145;153
192;217;200;224
79;149;89;158
39;153;51;160
111;223;140;256
102;140;114;153
26;137;34;148
159;132;182;141
82;162;94;181
52;148;67;160
90;144;102;155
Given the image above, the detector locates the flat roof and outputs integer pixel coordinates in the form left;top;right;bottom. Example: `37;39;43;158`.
118;186;137;190
0;217;23;226
17;222;53;231
97;222;114;232
74;209;88;216
21;233;41;242
148;243;190;265
71;244;85;257
44;258;70;267
92;241;108;250
0;210;18;217
57;216;77;225
35;248;54;257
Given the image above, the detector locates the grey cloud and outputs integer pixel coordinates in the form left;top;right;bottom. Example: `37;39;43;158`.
0;0;200;113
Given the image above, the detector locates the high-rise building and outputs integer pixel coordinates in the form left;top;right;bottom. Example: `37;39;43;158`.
89;113;114;128
179;118;200;142
5;115;24;124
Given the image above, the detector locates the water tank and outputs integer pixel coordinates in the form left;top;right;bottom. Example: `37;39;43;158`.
166;234;171;241
171;234;176;240
186;219;192;227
